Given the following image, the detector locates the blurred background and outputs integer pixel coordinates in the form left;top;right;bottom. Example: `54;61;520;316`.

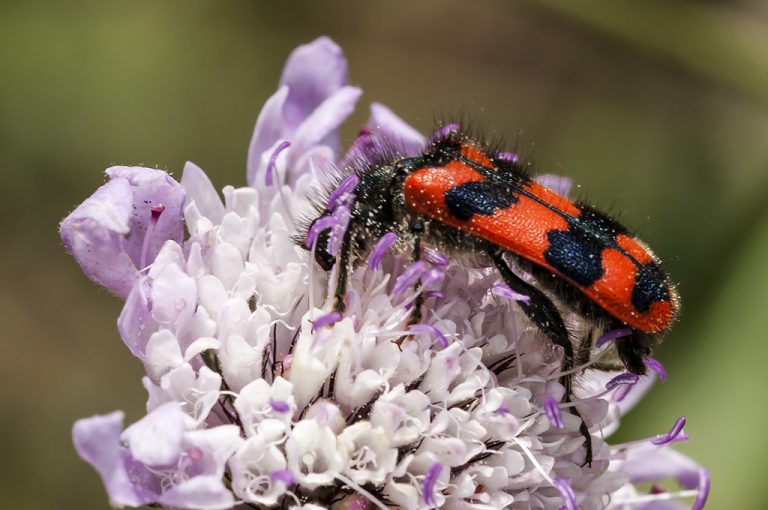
2;0;767;507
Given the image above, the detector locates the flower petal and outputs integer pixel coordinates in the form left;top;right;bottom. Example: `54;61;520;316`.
181;161;225;224
106;166;186;269
289;85;362;167
117;277;157;359
247;86;289;187
121;402;186;466
622;446;702;489
72;411;146;507
60;177;139;298
367;102;426;156
279;36;348;132
158;475;235;510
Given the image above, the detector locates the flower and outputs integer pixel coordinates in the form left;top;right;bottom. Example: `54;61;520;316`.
65;37;708;510
60;166;185;299
72;403;241;509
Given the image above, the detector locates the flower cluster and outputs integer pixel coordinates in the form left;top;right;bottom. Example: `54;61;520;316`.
61;37;708;509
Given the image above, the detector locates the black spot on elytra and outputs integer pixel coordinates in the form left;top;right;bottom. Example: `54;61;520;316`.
573;204;629;240
544;230;605;286
632;262;670;312
444;181;517;222
543;206;629;286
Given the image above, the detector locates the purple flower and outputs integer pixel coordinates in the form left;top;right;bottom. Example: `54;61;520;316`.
72;403;240;510
362;102;425;157
65;36;709;510
60;166;185;298
247;37;361;188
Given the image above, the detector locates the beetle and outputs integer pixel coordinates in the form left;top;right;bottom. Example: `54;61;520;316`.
302;125;680;464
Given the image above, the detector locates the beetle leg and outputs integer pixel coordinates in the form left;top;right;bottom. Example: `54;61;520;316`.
407;218;425;327
331;225;355;314
395;219;426;347
490;250;593;466
616;329;651;375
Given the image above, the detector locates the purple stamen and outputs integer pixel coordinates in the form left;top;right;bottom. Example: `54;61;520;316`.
491;284;530;303
423;248;449;267
424;290;444;300
495;151;519;163
150;204;165;220
326;204;351;256
428;123;460;144
651;416;686;446
692;468;710;510
611;382;633;402
392;261;429;297
605;372;640;390
305;215;337;248
327;174;360;211
496;404;510;415
645;357;667;382
596;327;632;348
543;396;564;429
269;398;291;414
421;268;445;289
311;311;342;332
410;324;449;349
139;203;165;268
368;232;397;270
554;477;577;510
265;140;291;187
270;469;297;486
422;462;443;507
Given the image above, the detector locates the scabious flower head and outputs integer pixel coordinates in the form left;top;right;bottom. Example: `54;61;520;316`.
62;37;708;510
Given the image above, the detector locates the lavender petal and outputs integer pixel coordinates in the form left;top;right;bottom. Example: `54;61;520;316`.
157;475;235;510
180;161;225;224
367;102;426;156
106;166;186;270
279;37;348;132
289;86;362;164
117;277;157;359
247;86;289;187
60;177;138;298
72;411;145;507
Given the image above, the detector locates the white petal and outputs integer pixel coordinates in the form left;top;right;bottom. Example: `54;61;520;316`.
144;329;183;380
181;161;225;224
121;402;186;466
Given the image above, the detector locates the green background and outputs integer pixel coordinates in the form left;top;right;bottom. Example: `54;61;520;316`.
2;1;766;508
